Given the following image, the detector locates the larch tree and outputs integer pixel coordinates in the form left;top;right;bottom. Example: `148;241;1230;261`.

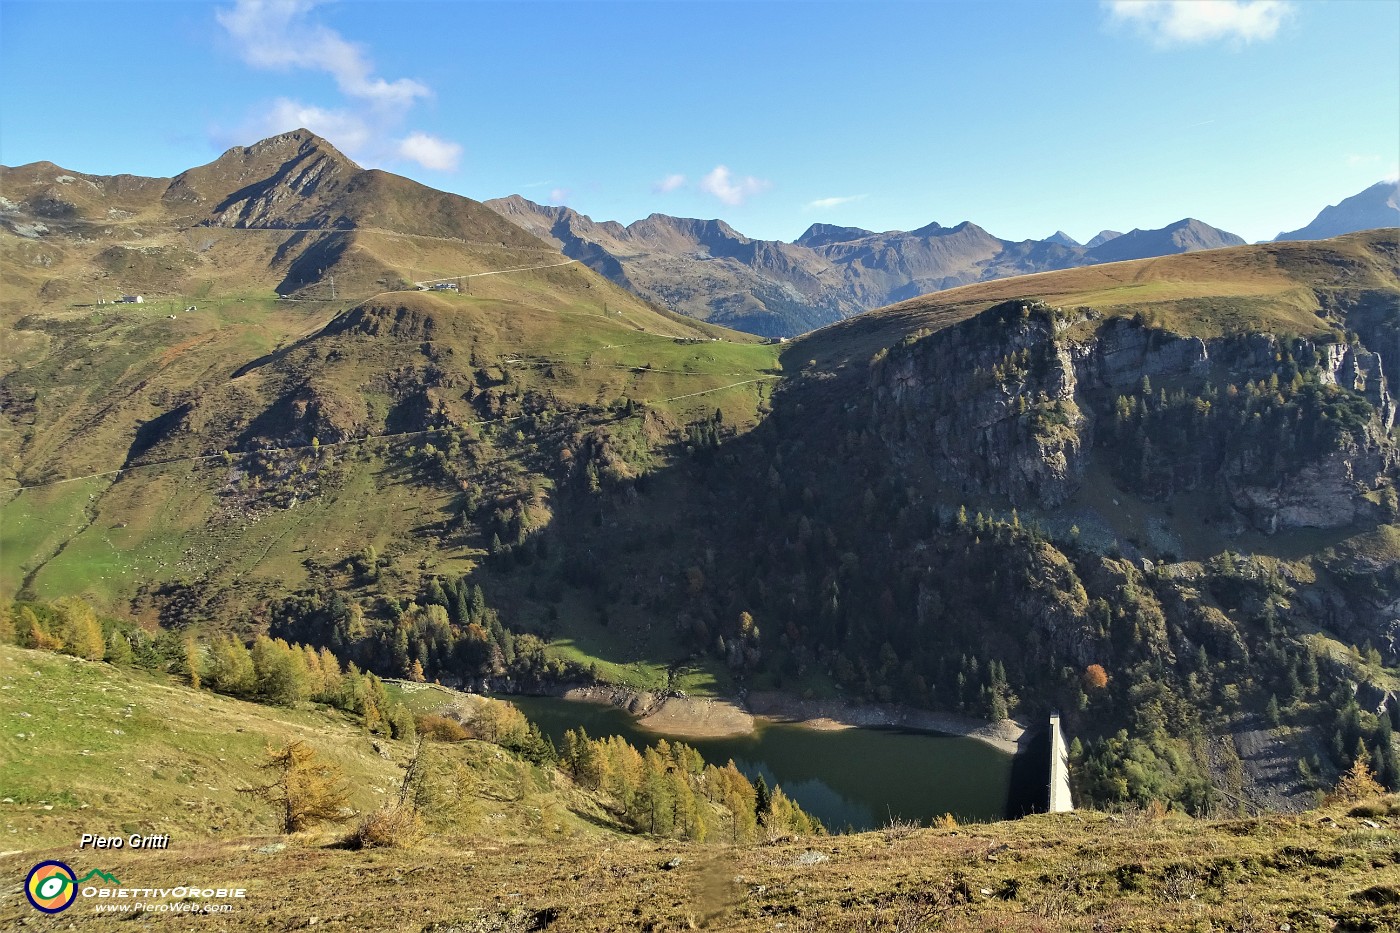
245;740;352;833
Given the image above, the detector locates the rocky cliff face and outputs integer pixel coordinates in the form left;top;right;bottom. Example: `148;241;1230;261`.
870;302;1398;531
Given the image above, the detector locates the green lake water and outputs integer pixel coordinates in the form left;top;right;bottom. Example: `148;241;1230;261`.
504;694;1036;832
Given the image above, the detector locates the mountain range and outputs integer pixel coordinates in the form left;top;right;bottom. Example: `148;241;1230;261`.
485;195;1250;336
3;130;1391;341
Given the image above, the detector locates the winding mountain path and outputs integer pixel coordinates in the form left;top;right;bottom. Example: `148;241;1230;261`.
412;258;578;289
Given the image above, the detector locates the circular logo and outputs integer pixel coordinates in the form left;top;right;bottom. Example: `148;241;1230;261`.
25;860;77;913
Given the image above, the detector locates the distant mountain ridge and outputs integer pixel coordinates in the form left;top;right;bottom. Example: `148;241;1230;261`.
1081;218;1245;264
0;129;555;304
486;195;1248;336
1274;180;1400;242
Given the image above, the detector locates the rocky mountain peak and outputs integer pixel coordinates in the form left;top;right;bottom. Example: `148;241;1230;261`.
1276;180;1400;241
1086;229;1123;248
1085;218;1244;264
795;223;877;248
162;129;361;228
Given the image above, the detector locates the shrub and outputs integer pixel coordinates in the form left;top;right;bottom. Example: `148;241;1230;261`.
415;714;470;742
347;805;419;849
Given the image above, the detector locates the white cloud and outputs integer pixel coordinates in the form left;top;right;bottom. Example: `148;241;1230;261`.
215;1;462;172
652;173;686;194
1346;154;1381;167
396;132;462;172
697;165;770;206
217;0;428;107
806;195;865;210
548;187;571;205
1105;0;1293;45
254;98;373;152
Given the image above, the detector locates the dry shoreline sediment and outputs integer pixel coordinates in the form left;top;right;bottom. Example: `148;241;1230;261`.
557;685;1028;755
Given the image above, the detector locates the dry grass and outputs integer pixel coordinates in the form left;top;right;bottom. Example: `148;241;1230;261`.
3;802;1397;930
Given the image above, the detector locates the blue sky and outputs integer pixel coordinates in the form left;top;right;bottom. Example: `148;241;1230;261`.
2;1;1397;244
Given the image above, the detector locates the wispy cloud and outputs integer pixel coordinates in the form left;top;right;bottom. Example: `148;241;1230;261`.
548;187;571;205
217;0;429;106
1345;154;1400;180
806;195;865;211
698;165;770;206
1105;0;1293;46
215;0;462;172
652;173;687;194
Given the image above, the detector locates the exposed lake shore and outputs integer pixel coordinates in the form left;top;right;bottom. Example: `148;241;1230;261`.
554;684;1028;755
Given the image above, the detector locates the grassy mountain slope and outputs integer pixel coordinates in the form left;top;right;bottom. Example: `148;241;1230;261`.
0;644;609;852
2;645;1397;932
0;280;773;620
0;130;564;313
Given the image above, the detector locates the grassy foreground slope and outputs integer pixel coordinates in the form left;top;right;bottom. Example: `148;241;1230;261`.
2;644;1398;932
0;644;607;852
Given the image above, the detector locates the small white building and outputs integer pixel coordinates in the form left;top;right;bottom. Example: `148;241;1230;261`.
117;295;144;304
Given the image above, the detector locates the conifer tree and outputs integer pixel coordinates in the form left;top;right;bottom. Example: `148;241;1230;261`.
183;635;203;689
754;774;772;825
55;598;105;660
245;741;352;833
210;636;256;696
105;629;135;665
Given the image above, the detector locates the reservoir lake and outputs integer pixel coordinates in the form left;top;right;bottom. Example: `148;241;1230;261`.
504;694;1041;832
